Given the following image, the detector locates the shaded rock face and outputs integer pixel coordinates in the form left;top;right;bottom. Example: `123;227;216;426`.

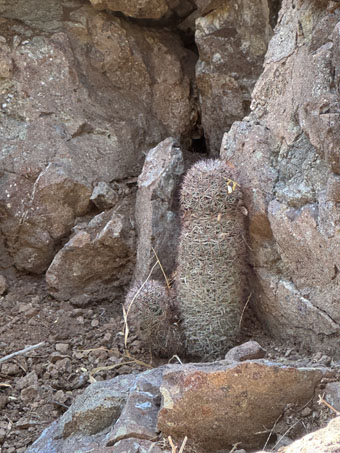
221;0;340;353
0;0;193;277
195;0;272;155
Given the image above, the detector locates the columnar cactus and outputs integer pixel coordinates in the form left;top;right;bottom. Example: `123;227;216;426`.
176;159;246;360
124;280;183;358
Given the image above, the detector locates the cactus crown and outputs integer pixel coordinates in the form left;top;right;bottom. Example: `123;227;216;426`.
180;159;241;214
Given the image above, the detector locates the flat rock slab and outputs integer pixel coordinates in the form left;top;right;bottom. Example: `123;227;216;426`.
157;360;324;450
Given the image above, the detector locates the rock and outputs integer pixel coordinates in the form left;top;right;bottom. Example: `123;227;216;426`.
0;275;7;295
134;138;184;283
255;416;340;453
157;360;324;450
90;182;120;211
220;0;340;354
0;2;194;277
324;382;340;412
0;395;8;410
114;439;164;453
21;385;39;403
195;0;272;155
55;343;70;354
16;371;38;391
46;198;135;301
224;341;266;362
89;0;195;20
106;367;163;445
1;363;21;376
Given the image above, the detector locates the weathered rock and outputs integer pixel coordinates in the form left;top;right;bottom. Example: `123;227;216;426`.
221;0;340;353
195;0;272;155
324;382;340;412
255;416;340;453
224;341;266;362
46;198;135;301
0;275;7;295
134;138;184;283
90;182;120;211
0;2;194;276
26;367;164;453
106;367;163;445
157;360;324;450
89;0;195;20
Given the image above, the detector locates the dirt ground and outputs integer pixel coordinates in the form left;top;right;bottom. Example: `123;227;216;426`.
0;275;338;453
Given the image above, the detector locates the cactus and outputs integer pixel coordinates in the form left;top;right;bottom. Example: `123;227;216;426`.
124;280;184;358
176;159;246;360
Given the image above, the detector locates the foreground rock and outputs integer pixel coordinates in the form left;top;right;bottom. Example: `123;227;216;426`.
134;138;184;283
256;416;340;453
27;358;325;452
220;0;340;353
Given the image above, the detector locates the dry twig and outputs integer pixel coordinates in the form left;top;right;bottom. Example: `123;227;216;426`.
318;393;340;416
168;436;188;453
239;293;252;328
0;342;46;364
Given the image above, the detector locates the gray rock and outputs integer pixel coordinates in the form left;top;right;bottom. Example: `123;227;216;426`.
220;0;340;354
90;182;119;210
195;0;272;155
324;382;340;412
134;138;184;283
46;198;135;301
0;275;7;295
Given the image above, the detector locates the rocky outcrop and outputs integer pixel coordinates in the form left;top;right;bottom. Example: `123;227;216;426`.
26;357;326;452
221;0;340;353
0;0;194;277
134;138;184;284
195;0;272;155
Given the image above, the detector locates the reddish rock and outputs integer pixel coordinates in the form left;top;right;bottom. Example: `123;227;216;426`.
157;361;324;450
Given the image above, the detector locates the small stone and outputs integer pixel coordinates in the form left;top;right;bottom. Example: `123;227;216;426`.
16;371;38;391
0;275;7;295
76;316;84;324
91;319;99;327
55;343;70;353
90;181;119;210
300;407;312;417
1;363;21;375
18;302;32;313
21;385;38;403
0;427;6;443
224;341;266;362
54;390;67;404
0;395;8;410
70;294;92;307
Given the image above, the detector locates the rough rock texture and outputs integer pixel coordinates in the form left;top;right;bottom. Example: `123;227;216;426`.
26;367;164;453
224;340;266;362
27;359;325;453
134;138;184;283
89;0;195;20
46;197;135;301
0;0;194;276
255;416;340;453
195;0;272;155
157;360;324;450
221;0;340;353
324;382;340;412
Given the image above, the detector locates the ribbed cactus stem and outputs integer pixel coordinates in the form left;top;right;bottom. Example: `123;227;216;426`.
176;159;246;360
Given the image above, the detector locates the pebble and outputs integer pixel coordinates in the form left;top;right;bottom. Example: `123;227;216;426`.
91;319;99;327
21;385;38;403
55;343;70;353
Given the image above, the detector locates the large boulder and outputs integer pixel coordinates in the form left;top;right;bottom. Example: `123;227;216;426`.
195;0;272;155
0;0;193;275
221;0;340;354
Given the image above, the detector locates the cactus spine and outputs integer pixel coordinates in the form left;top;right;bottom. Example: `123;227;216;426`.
176;159;246;360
